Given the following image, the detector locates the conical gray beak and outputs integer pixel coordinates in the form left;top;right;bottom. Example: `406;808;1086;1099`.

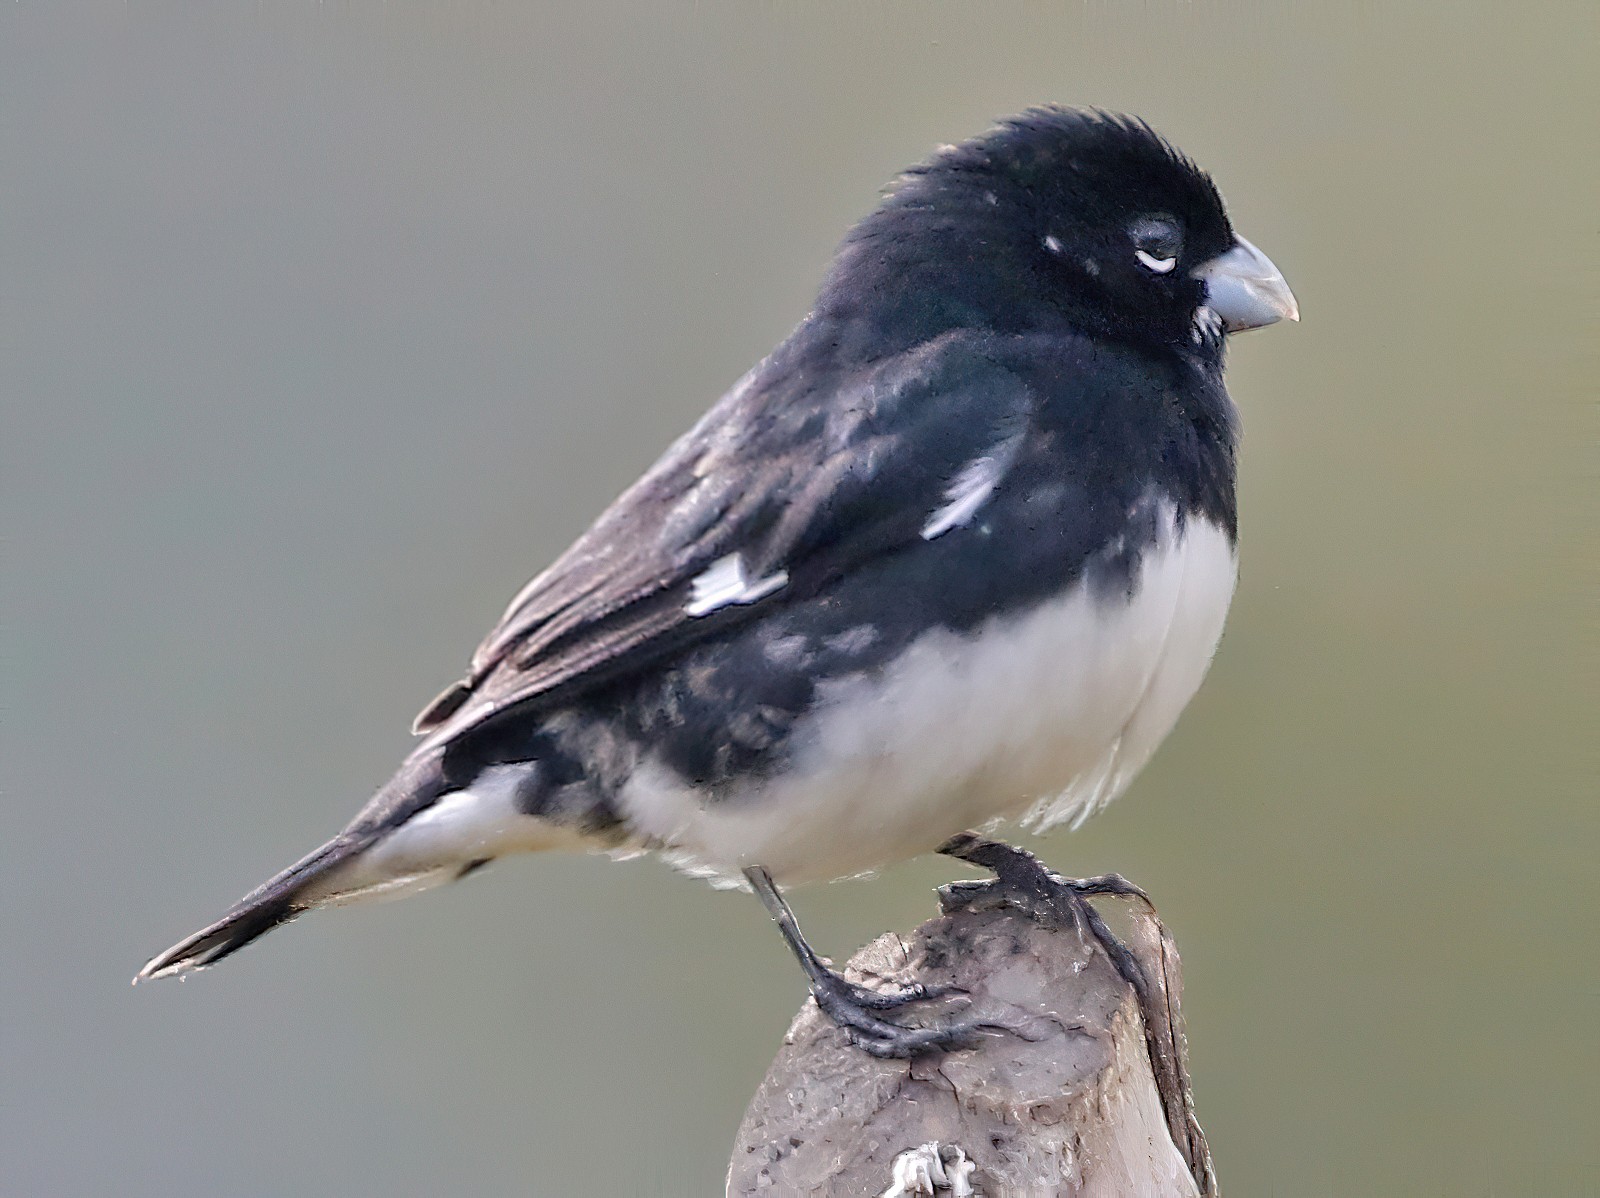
1194;235;1299;332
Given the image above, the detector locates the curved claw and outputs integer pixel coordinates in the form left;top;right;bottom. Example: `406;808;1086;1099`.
1066;871;1152;908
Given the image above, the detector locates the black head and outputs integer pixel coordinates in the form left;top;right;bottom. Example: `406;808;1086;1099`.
818;107;1290;357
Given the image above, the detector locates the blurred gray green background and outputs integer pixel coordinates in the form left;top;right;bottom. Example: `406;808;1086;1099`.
5;3;1594;1195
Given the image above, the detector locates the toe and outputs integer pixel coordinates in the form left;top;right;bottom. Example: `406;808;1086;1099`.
814;969;958;1012
847;1016;994;1059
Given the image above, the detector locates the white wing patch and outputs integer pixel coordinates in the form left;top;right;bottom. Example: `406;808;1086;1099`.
685;553;788;617
921;429;1026;541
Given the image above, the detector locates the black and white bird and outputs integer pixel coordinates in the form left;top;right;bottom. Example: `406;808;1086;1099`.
140;107;1296;1055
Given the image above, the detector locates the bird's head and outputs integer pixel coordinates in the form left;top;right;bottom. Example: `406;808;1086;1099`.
822;107;1297;356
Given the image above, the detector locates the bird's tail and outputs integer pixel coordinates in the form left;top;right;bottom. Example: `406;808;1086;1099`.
136;749;459;983
134;835;366;982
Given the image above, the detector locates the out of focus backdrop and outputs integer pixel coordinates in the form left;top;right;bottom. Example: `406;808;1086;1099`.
5;4;1594;1195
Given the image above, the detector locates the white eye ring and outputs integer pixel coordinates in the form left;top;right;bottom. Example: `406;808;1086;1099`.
1135;249;1177;274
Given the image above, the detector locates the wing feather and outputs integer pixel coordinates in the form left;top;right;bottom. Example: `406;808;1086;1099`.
414;332;1035;744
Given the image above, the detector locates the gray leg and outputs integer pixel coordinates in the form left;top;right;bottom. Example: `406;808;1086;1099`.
745;865;987;1059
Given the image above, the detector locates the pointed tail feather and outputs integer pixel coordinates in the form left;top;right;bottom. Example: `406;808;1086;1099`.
135;749;532;982
135;836;365;982
138;748;454;982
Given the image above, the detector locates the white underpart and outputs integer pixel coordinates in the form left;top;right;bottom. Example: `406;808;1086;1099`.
1135;249;1177;273
620;504;1237;885
921;431;1026;540
303;764;584;906
1043;234;1063;254
685;552;788;617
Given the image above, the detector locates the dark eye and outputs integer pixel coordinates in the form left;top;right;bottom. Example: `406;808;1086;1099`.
1128;215;1182;274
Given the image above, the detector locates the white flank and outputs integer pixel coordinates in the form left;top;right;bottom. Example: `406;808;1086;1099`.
619;504;1237;885
685;553;788;617
921;431;1026;541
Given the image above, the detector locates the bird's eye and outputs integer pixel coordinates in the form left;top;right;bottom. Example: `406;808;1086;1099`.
1128;215;1182;275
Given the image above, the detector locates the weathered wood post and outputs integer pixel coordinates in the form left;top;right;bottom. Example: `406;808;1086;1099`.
727;888;1216;1197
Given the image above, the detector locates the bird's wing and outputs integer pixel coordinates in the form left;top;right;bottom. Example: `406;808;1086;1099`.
413;331;1035;744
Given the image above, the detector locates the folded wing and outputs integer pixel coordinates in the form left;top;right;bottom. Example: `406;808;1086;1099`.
413;331;1038;746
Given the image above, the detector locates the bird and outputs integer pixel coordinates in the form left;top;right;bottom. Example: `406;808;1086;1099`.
139;106;1296;1056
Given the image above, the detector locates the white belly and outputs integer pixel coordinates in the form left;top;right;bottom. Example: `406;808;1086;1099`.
619;506;1238;885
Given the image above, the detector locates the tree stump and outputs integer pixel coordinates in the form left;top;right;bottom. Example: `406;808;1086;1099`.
727;892;1216;1197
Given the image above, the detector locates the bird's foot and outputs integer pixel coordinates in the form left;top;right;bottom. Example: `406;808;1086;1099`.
745;864;991;1059
936;832;1152;994
807;967;987;1059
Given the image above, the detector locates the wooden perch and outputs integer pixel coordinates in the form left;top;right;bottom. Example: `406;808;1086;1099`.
727;887;1217;1197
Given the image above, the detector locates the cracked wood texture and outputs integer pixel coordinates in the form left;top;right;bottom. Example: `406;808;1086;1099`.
727;900;1217;1197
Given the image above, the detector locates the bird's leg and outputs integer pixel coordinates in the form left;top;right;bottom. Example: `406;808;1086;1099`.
744;865;986;1059
936;832;1153;997
937;834;1212;1181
